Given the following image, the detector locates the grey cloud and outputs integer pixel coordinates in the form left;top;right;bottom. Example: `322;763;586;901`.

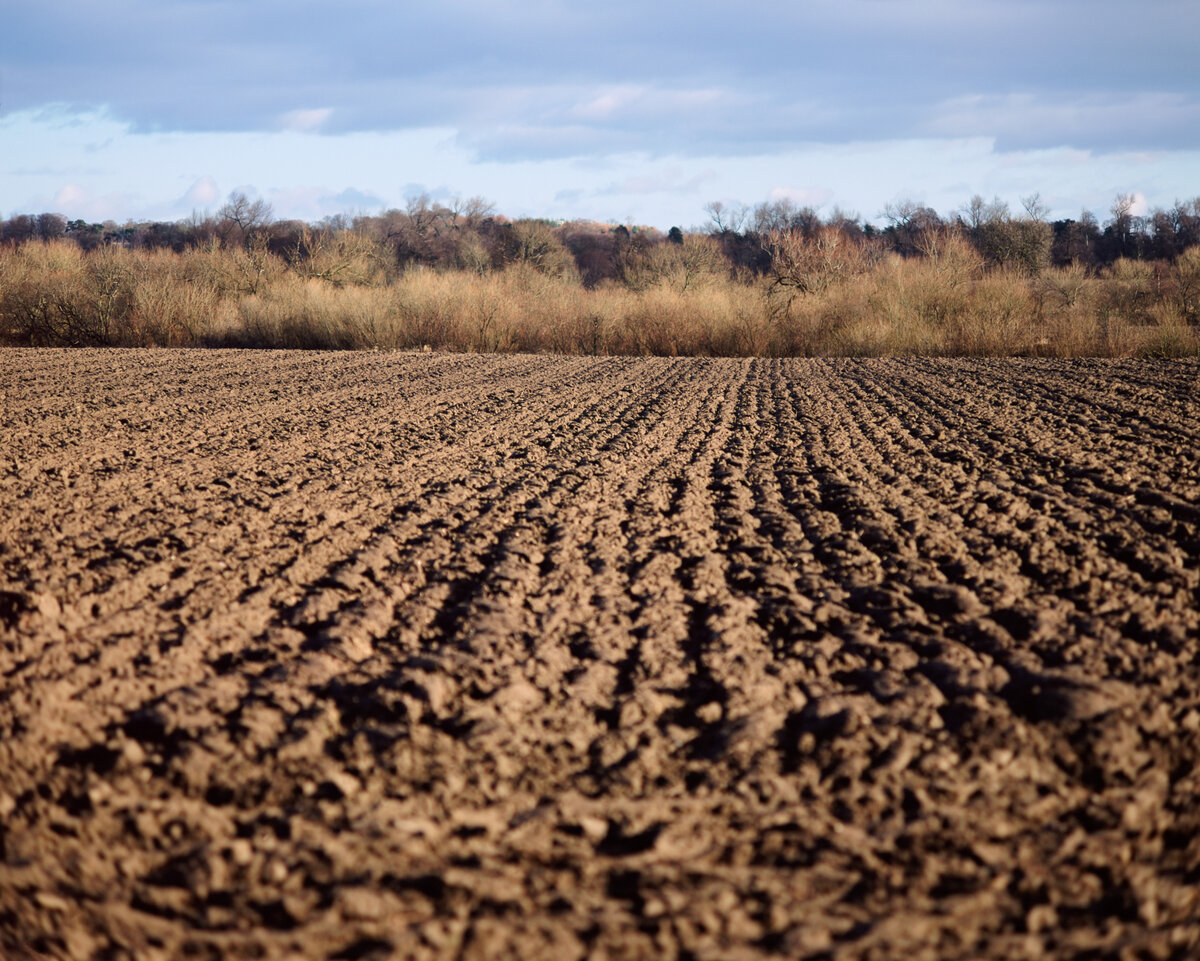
597;165;719;197
256;185;389;221
327;187;387;211
924;93;1200;153
3;0;1198;156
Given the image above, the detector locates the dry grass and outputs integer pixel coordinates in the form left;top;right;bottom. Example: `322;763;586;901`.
2;237;1198;356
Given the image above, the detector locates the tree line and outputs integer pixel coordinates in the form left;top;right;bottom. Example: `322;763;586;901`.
3;190;1199;287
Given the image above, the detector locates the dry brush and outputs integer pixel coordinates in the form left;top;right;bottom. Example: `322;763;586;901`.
2;233;1199;356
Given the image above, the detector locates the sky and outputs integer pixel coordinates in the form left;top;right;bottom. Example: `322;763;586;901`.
2;0;1199;229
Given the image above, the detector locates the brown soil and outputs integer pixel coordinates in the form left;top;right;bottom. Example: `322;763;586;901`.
2;349;1199;961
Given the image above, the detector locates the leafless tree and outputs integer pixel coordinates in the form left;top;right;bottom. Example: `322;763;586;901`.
764;226;874;317
217;192;273;247
501;220;578;279
704;200;748;234
1021;192;1050;222
959;195;1008;230
36;213;67;241
450;195;495;228
881;199;944;257
752;198;820;236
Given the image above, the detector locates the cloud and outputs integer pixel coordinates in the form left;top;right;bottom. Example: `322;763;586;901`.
327;187;387;212
265;185;388;221
565;86;728;124
4;107;1198;230
398;183;459;205
598;165;718;197
568;87;645;122
44;183;140;221
279;108;333;133
3;0;1197;161
4;2;1199;229
53;184;88;209
179;175;221;210
768;186;835;209
924;93;1200;152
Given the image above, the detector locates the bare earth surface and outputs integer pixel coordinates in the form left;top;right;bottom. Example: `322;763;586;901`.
2;349;1199;961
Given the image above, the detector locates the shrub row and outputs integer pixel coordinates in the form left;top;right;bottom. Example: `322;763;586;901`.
2;236;1198;357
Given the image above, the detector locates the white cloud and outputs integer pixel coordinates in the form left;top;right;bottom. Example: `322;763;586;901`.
53;184;88;208
45;183;140;221
279;108;333;133
266;185;387;220
179;175;220;209
3;107;1198;229
566;85;729;124
599;165;718;197
569;87;644;121
769;186;835;209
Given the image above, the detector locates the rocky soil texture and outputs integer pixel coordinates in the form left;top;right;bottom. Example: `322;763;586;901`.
2;350;1199;961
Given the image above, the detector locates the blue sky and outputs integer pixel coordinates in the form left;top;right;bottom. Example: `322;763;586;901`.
3;0;1198;228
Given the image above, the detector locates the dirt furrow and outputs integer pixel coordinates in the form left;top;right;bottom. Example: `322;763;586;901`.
2;351;1199;961
1;359;681;777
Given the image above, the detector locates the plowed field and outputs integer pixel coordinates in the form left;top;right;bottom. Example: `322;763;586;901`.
2;349;1199;961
